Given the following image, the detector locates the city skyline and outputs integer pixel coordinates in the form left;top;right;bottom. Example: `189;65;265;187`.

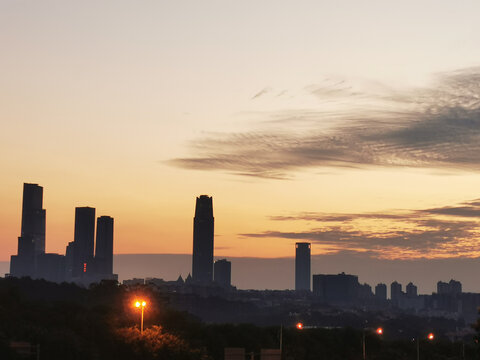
1;2;480;282
2;3;480;359
4;182;480;295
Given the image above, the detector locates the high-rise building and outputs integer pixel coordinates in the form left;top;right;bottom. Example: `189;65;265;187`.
449;279;462;294
192;195;214;283
375;283;387;300
406;282;418;298
214;259;231;287
295;242;311;291
10;183;46;277
391;281;403;301
313;273;359;303
95;216;114;275
437;281;449;294
72;207;95;278
437;279;462;295
65;241;75;280
36;253;65;283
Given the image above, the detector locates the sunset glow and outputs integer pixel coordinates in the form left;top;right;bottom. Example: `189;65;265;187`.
1;1;480;291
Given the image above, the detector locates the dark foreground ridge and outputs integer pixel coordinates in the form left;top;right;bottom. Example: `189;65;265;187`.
1;277;480;360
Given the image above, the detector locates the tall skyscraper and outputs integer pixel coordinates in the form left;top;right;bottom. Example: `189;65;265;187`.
95;216;114;275
295;242;311;291
10;183;46;277
214;259;231;287
192;195;214;283
72;207;95;277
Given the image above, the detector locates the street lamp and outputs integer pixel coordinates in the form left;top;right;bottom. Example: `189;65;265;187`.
415;332;434;360
363;326;383;360
135;300;147;334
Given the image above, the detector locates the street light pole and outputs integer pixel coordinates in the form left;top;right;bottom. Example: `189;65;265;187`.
363;327;383;360
279;325;283;354
135;300;147;334
141;304;144;334
417;338;420;360
362;329;366;360
416;332;434;360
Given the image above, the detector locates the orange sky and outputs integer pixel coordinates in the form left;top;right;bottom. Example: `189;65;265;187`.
2;1;480;263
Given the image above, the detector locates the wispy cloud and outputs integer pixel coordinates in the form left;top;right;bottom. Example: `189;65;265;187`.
241;198;480;260
420;199;480;218
169;67;480;179
251;87;272;100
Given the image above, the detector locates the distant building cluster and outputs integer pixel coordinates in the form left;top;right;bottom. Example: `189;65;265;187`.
9;183;117;285
9;185;480;324
291;240;480;323
8;187;231;288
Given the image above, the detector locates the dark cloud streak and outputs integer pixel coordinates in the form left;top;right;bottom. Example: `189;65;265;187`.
169;67;480;179
247;198;480;259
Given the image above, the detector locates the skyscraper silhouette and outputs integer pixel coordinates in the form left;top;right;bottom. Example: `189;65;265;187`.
72;207;95;277
95;216;114;275
214;259;231;287
406;282;417;298
391;281;403;302
295;242;311;291
192;195;214;283
375;283;387;300
10;183;46;277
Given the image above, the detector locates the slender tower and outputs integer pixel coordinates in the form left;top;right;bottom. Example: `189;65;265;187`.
10;183;46;277
72;207;96;277
295;242;311;291
95;216;114;275
192;195;214;283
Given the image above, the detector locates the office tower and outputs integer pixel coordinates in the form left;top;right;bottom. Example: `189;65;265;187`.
214;259;231;287
295;242;311;291
95;216;114;275
390;281;403;301
72;207;95;277
406;282;418;298
375;283;387;300
10;183;46;277
192;195;214;283
312;273;359;303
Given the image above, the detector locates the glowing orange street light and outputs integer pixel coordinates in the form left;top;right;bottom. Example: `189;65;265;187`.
416;333;435;360
296;322;303;330
363;326;384;360
134;300;147;334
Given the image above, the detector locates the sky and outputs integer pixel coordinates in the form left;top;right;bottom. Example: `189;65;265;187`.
1;1;480;288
